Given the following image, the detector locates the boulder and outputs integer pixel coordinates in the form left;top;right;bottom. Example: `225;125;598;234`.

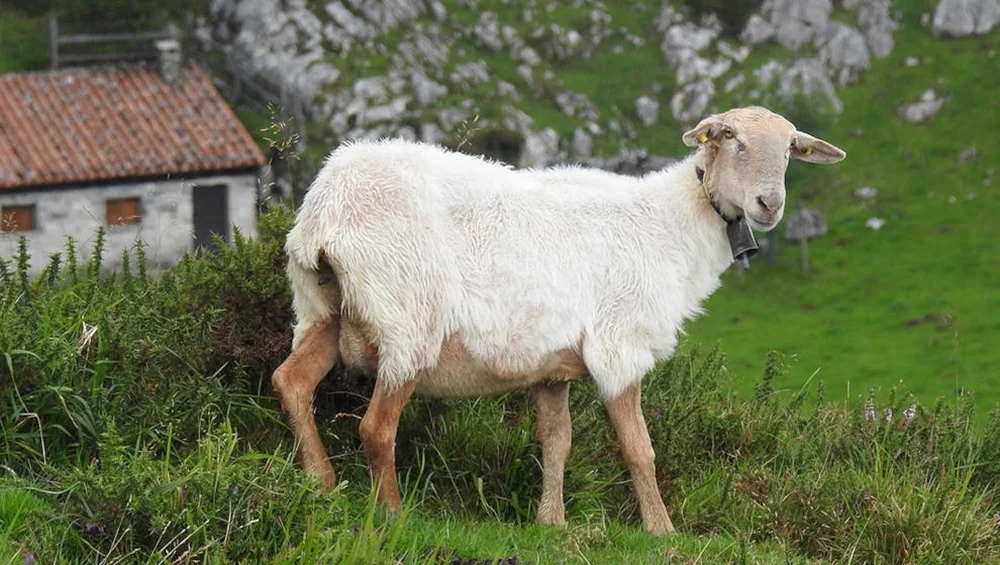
741;14;776;45
635;95;660;126
411;73;448;106
817;22;871;86
932;0;1000;37
844;0;899;58
670;79;715;123
761;0;833;50
473;12;504;50
518;46;542;67
520;128;562;169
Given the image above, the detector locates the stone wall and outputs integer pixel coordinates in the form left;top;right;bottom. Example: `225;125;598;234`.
0;171;260;276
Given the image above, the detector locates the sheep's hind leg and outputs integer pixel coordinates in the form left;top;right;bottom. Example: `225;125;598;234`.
534;380;572;527
359;376;417;511
272;321;340;490
604;382;675;535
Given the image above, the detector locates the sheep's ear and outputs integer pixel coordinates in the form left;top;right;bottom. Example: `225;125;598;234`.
682;116;724;147
791;131;846;164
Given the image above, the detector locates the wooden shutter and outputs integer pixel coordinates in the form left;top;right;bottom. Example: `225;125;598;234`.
0;204;36;233
106;197;141;226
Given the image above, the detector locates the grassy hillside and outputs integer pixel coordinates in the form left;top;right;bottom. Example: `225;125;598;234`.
339;0;997;415
2;2;1000;561
2;1;995;418
681;2;1000;413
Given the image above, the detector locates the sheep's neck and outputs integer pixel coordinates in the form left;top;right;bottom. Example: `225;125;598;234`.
694;164;759;270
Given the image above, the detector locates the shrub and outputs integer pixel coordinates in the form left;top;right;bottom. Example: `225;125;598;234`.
3;207;1000;562
682;0;764;39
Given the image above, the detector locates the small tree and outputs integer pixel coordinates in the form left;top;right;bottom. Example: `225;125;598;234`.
785;207;827;275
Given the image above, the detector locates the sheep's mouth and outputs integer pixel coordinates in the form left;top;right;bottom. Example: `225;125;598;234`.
746;214;780;232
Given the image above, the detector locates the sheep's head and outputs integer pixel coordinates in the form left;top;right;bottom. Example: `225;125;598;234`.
682;106;846;232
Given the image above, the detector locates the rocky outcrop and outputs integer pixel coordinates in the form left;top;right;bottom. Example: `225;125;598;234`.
761;0;833;50
818;22;871;86
198;0;911;176
844;0;898;58
931;0;1000;37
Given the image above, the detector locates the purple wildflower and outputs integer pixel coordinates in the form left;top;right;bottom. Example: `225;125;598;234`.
994;512;1000;528
864;399;875;423
904;404;916;425
652;408;662;420
23;550;35;565
884;408;893;424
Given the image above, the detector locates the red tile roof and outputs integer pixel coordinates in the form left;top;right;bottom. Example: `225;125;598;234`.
0;63;266;190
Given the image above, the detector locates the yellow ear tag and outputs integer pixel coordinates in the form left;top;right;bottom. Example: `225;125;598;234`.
804;146;814;155
697;133;708;143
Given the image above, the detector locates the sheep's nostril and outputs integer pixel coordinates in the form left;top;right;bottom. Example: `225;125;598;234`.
756;195;769;211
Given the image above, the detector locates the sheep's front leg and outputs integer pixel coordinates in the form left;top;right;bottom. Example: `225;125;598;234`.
272;322;340;490
605;383;675;535
534;380;572;527
359;377;417;510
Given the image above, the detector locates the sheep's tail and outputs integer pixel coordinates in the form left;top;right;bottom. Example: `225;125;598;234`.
284;224;341;351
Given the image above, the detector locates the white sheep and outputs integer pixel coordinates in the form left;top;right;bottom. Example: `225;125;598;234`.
271;106;846;534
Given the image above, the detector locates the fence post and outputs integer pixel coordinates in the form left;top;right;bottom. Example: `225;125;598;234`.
49;16;59;70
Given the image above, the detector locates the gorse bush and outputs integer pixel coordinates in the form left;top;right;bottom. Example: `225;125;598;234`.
2;206;1000;562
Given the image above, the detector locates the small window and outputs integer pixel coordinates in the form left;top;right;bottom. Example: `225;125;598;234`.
106;197;141;227
1;204;36;233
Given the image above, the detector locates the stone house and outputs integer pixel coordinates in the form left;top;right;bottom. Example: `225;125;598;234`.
0;50;266;276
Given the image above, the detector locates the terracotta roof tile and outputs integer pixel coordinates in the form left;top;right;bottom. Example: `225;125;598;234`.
0;63;266;190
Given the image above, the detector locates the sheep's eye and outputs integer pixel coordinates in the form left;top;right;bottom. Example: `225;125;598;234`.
723;128;735;139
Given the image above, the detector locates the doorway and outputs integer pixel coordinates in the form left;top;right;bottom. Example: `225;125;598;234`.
192;184;229;252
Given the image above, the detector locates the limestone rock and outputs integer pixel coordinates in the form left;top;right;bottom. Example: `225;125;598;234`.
449;61;490;88
778;58;844;113
473;12;503;50
844;0;899;58
670;79;715;123
555;92;599;121
635;95;659;126
411;73;448;105
518;46;542;67
818;22;871;86
530;24;584;62
520;128;562;169
572;128;593;158
741;14;776;45
717;41;750;62
724;73;746;93
420;122;443;145
761;0;833;50
897;89;947;123
496;80;521;100
932;0;1000;37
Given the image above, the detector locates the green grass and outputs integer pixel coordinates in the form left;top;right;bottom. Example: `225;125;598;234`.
680;3;1000;417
